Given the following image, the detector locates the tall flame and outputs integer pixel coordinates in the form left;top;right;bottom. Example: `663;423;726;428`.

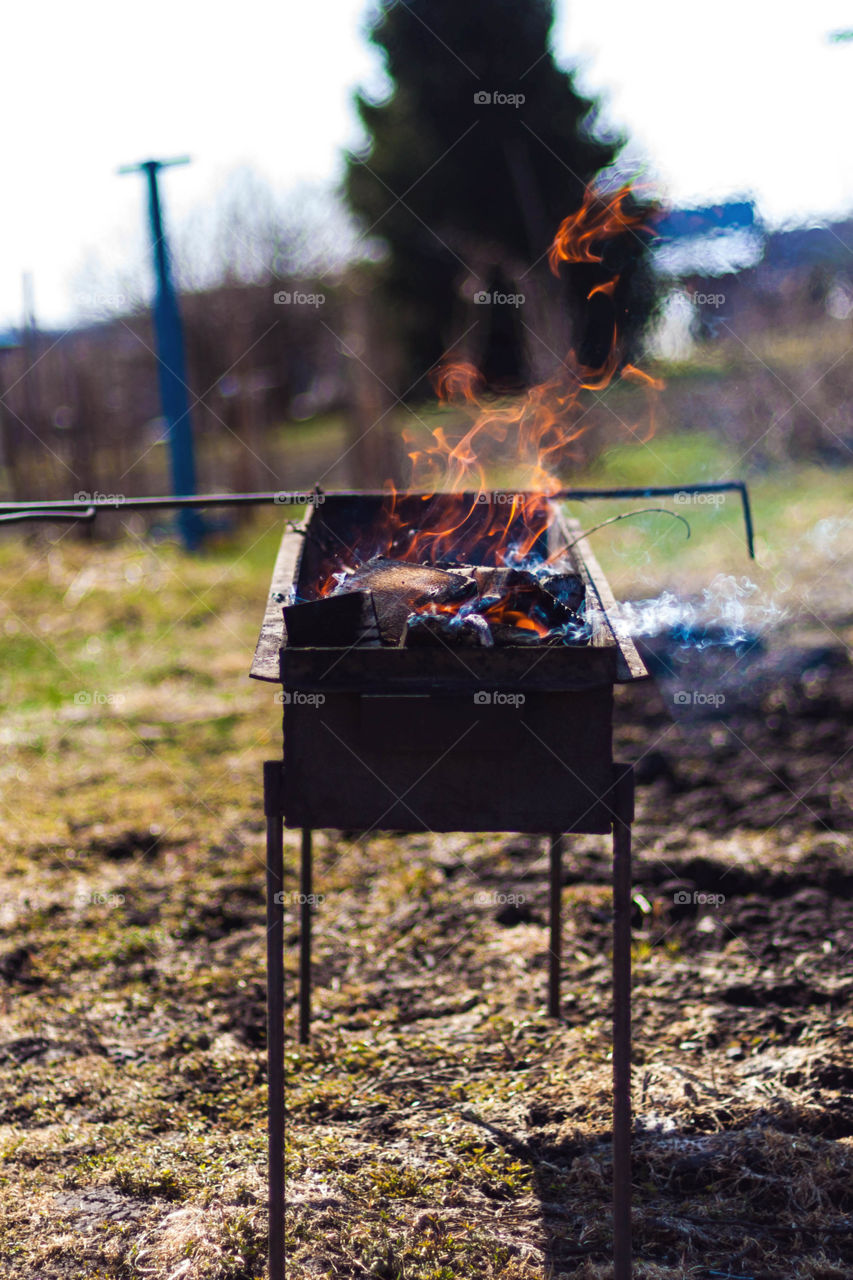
406;184;657;552
319;182;661;589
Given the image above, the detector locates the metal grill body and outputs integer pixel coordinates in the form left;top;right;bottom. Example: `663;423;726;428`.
254;493;645;832
252;494;646;1280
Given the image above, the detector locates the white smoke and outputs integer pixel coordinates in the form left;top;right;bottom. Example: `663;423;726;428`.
805;516;851;560
611;574;785;648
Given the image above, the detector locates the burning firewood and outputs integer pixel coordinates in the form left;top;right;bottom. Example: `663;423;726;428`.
323;556;588;649
471;567;572;627
335;557;477;644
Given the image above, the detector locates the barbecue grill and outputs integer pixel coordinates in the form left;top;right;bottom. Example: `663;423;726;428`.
253;491;647;1279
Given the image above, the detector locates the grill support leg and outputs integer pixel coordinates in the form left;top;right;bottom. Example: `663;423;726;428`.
612;765;634;1280
263;762;285;1280
548;833;563;1019
266;760;632;1280
299;827;312;1045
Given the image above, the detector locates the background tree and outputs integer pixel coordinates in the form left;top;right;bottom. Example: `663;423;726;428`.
345;0;658;394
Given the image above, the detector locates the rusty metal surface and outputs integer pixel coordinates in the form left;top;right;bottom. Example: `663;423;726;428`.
612;765;635;1280
281;689;615;833
299;829;312;1046
282;640;622;693
250;496;648;685
0;481;755;558
257;494;642;1280
548;834;564;1019
250;527;305;681
262;763;285;1280
566;518;646;683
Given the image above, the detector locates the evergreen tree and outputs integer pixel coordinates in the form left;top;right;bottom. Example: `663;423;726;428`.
345;0;656;393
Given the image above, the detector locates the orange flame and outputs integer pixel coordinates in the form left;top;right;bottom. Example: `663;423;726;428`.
318;182;662;606
548;183;652;273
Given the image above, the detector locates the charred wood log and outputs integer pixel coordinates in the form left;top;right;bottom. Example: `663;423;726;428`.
318;558;587;648
284;590;380;647
335;558;476;644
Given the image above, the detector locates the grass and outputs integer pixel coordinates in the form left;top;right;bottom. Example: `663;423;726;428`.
0;424;849;1276
564;434;852;602
0;516;285;1277
655;313;853;379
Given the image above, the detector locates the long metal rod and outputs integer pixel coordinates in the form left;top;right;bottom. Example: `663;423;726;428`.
299;828;312;1045
0;491;307;516
263;762;285;1280
0;482;755;557
548;833;563;1019
612;766;634;1280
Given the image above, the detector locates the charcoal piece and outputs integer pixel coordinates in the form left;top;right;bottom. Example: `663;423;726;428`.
312;556;579;648
481;568;568;616
474;567;571;631
471;567;540;598
284;591;379;647
542;572;585;614
402;611;492;648
461;613;493;646
489;623;548;647
342;557;476;601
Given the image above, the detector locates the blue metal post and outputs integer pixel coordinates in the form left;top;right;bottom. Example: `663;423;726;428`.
121;158;203;549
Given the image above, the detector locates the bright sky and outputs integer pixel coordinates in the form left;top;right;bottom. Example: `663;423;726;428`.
2;0;851;329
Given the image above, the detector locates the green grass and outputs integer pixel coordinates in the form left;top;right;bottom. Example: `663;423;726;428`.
565;433;852;593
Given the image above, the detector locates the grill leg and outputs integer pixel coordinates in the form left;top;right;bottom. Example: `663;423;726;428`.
263;763;285;1280
299;827;312;1045
612;766;634;1280
548;833;563;1019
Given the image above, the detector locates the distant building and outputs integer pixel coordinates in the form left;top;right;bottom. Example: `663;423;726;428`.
651;200;853;347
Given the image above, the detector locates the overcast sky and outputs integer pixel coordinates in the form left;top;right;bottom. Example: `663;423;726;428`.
2;0;851;329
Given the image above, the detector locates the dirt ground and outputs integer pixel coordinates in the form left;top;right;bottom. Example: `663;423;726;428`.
279;629;853;1280
0;523;850;1279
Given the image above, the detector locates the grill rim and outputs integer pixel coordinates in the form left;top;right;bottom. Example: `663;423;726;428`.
250;494;648;686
